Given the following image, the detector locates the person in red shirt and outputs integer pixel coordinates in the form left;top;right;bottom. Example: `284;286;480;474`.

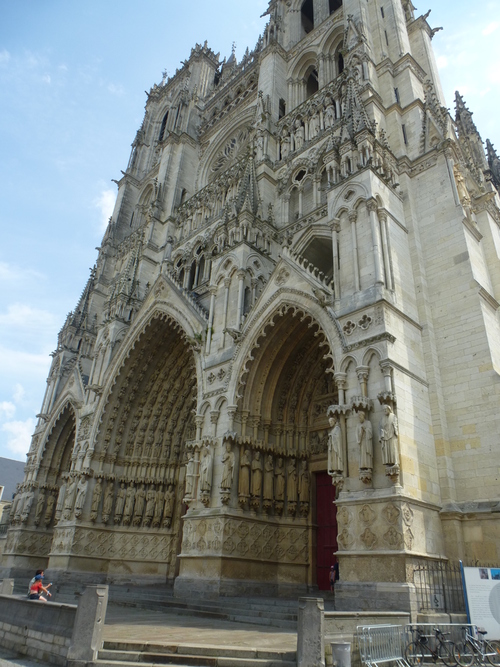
28;574;52;601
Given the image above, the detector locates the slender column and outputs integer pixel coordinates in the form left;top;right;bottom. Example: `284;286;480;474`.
356;366;370;397
221;278;230;348
366;198;384;285
195;415;204;441
251;278;258;305
283;194;290;224
378;209;393;290
205;286;217;354
194;261;200;287
331;218;341;300
334;373;347;405
349;210;360;292
236;270;246;329
298;190;303;218
241;411;250;438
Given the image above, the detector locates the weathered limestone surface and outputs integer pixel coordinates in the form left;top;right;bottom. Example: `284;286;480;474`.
1;0;499;608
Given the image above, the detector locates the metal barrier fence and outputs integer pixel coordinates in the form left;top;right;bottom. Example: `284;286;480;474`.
357;623;477;667
357;625;409;667
413;561;466;613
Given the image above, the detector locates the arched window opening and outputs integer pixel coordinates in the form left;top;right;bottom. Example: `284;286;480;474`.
179;188;188;206
159;111;169;141
306;69;319;99
289;187;300;222
187;261;196;290
338;52;344;74
179;268;185;286
198;256;206;285
301;0;314;34
320;168;329;204
243;286;252;316
329;0;342;14
279;98;286;119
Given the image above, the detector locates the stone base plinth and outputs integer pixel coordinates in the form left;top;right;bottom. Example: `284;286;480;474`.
334;581;418;615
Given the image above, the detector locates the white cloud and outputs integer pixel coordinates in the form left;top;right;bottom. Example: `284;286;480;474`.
42;73;51;84
0;49;10;66
107;83;124;96
94;188;116;233
0;261;45;285
0;346;52;378
0;402;16;419
13;384;25;403
436;56;448;70
483;22;499;35
0;303;57;329
2;418;35;457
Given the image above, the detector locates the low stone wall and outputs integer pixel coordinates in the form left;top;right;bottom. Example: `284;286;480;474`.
0;594;76;665
0;585;108;666
324;610;411;667
297;598;411;667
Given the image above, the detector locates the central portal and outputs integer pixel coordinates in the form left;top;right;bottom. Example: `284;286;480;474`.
316;471;337;590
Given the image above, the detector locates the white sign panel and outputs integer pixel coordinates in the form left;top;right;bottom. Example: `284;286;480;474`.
463;567;500;640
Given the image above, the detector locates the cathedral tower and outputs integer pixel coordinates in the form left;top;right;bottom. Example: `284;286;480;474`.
3;1;500;610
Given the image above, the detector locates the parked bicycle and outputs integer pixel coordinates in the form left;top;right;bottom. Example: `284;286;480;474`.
406;627;461;666
455;627;500;666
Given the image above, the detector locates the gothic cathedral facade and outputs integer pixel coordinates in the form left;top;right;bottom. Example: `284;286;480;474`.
3;0;500;609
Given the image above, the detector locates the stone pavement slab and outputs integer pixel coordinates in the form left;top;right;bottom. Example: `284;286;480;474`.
0;647;47;667
104;604;297;652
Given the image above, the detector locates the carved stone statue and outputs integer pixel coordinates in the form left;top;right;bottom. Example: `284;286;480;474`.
251;451;263;497
74;476;88;518
287;459;298;503
114;482;126;523
356;411;373;470
238;449;251;498
44;492;56;526
63;478;77;519
102;483;114;523
184;453;196;499
163;485;175;527
21;491;34;523
328;416;343;473
199;444;213;494
298;460;310;503
379;405;399;466
91;478;103;519
144;486;156;525
123;483;136;525
34;489;46;526
263;455;274;501
133;483;146;525
55;480;67;522
220;442;235;490
274;458;285;501
153;487;165;527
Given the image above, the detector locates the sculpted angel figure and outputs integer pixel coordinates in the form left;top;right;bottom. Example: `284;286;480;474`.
199;444;213;494
379;405;399;466
274;458;285;501
328;416;343;474
263;454;274;501
298;460;310;503
356;411;373;470
114;483;126;523
74;476;89;517
287;459;298;503
238;449;251;497
220;442;235;490
251;451;263;497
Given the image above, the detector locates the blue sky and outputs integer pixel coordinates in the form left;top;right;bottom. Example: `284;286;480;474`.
0;0;499;461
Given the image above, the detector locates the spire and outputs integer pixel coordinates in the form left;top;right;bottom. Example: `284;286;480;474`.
455;92;480;138
340;67;373;142
70;266;96;331
486;139;500;191
235;153;260;215
454;91;488;173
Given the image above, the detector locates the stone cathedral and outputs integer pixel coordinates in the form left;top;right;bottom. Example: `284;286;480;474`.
3;0;500;610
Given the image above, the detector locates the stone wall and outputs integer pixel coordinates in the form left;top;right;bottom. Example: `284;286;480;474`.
0;594;76;665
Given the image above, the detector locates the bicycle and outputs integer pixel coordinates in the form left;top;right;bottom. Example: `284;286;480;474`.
455;627;500;666
406;627;461;667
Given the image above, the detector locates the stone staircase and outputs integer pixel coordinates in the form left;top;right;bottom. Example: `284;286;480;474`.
96;641;296;667
107;586;301;631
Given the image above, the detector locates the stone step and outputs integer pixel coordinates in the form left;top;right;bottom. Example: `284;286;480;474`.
102;642;296;661
97;643;296;667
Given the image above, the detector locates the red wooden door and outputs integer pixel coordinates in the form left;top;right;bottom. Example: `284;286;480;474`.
316;471;338;590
